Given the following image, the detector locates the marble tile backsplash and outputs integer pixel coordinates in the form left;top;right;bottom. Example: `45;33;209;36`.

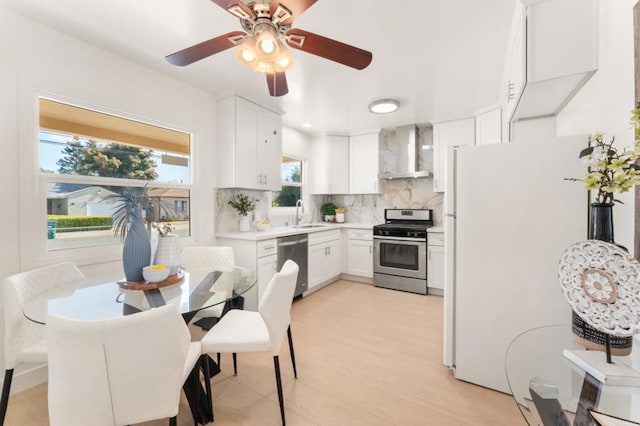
324;178;443;226
216;178;443;234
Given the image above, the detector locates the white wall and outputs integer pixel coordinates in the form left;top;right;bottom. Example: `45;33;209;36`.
557;0;636;252
0;7;218;389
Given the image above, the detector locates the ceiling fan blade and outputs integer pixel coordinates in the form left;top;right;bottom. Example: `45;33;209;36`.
286;29;372;70
166;31;246;66
266;72;289;97
210;0;254;20
270;0;318;25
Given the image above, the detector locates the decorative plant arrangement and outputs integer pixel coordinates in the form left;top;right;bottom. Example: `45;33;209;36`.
152;222;174;237
104;185;152;240
567;110;640;204
563;109;640;355
151;221;181;275
228;193;258;232
321;202;336;222
103;185;152;282
228;193;258;216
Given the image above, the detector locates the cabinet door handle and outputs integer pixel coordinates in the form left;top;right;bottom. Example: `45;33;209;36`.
507;81;515;101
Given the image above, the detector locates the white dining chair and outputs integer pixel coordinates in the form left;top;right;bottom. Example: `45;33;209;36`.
0;261;85;425
200;259;299;425
181;246;236;330
47;304;202;426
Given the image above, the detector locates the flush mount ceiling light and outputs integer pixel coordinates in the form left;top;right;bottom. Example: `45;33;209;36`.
165;0;373;97
369;99;400;114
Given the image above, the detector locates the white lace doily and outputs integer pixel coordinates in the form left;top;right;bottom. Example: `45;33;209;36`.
558;240;640;337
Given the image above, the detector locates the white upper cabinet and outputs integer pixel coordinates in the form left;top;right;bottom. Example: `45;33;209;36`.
349;132;379;194
310;134;349;194
433;118;475;193
216;96;282;191
506;0;598;125
475;107;502;146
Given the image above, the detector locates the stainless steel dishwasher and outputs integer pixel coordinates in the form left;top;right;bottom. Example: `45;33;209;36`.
277;234;308;297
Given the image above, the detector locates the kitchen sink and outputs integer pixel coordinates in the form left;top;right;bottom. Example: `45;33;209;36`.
292;224;328;228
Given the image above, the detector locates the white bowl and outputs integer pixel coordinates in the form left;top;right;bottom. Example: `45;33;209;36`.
254;222;271;232
142;264;170;283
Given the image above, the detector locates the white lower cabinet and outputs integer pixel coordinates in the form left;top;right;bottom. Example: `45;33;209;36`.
346;228;373;278
257;253;277;302
215;238;278;311
427;232;444;295
308;230;341;291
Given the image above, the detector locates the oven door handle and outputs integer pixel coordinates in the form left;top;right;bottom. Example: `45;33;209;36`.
373;235;425;242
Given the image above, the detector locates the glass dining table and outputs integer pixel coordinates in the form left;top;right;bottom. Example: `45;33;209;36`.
24;266;256;324
505;324;640;426
23;266;256;425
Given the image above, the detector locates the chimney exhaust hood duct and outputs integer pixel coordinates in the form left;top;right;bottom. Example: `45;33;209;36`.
378;124;432;180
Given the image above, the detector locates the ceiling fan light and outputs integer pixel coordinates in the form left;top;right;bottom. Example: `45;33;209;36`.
255;28;280;61
253;60;275;74
275;49;294;72
259;38;276;54
235;40;257;67
369;99;400;114
241;49;255;62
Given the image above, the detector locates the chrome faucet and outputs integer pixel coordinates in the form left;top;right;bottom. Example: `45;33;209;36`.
295;199;304;225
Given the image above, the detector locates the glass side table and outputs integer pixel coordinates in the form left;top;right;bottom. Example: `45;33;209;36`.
505;324;640;425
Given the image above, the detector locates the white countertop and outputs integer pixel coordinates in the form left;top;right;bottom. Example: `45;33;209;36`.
428;225;444;233
216;223;374;241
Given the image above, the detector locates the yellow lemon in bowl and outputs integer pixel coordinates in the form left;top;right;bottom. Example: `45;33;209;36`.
142;264;169;283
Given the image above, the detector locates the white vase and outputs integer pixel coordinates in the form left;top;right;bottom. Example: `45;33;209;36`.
239;216;250;232
153;234;182;275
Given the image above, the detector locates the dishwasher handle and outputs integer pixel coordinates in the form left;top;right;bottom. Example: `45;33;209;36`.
278;238;308;247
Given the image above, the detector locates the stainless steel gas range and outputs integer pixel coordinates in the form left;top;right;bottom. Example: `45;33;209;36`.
373;209;433;294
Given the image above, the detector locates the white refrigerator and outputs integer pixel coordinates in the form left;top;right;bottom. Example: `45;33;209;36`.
443;136;588;393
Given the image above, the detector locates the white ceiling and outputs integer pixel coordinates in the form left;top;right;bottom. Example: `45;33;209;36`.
0;0;517;135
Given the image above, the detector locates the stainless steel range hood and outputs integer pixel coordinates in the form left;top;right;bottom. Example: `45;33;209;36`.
378;124;433;179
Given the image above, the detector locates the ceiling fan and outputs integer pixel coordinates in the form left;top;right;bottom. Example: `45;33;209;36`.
165;0;373;97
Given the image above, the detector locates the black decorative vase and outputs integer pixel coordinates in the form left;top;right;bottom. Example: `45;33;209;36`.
571;203;633;355
589;203;615;243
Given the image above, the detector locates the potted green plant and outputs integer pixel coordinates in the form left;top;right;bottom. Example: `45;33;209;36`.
103;186;152;282
228;193;258;231
321;202;337;222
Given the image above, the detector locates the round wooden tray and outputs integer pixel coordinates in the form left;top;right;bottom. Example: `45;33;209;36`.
117;272;184;290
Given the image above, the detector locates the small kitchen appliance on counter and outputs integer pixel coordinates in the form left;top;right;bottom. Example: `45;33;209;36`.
373;209;433;294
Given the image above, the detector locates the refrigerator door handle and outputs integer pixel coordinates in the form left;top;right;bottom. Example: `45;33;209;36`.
444;213;456;218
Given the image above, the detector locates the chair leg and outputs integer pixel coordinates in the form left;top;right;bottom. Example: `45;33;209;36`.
169;415;177;426
191;361;199;426
202;355;214;422
232;353;238;376
273;356;285;426
217;352;220;366
0;369;14;425
287;325;298;379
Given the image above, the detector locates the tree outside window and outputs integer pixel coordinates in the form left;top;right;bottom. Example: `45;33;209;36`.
272;156;303;207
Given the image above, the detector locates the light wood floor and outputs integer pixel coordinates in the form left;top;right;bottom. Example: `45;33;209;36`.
5;280;524;425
